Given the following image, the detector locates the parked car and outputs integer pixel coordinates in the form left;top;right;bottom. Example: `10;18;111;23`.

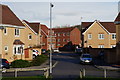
75;48;83;54
80;54;93;64
53;48;59;53
32;49;39;59
0;58;10;72
41;49;47;54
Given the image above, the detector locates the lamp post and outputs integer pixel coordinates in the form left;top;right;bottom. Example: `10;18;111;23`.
49;3;54;76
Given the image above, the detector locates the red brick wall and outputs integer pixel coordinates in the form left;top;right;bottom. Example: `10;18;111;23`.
70;27;81;45
41;32;47;50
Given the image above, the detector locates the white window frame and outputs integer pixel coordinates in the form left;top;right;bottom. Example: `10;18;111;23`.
98;45;104;48
13;45;24;55
28;34;32;40
67;32;70;36
98;34;104;39
15;28;20;37
4;27;7;35
111;34;116;40
63;33;65;36
4;46;8;51
57;44;60;46
58;33;60;36
88;34;92;39
58;39;60;42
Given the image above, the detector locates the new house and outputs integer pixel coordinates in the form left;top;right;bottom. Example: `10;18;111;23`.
82;20;116;48
52;27;81;48
41;24;56;50
0;4;41;62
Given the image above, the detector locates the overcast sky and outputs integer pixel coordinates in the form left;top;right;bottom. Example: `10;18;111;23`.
1;1;119;28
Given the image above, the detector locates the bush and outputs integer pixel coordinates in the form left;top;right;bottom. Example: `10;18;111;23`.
11;59;31;68
31;54;48;66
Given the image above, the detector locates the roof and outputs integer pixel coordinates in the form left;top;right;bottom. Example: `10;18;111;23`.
114;12;120;24
41;24;49;35
13;39;24;45
0;4;24;27
82;21;116;33
52;27;75;33
23;20;40;34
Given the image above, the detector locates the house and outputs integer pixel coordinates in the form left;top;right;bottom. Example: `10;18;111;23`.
52;27;81;48
41;24;56;50
22;20;41;60
0;4;25;62
0;4;41;62
114;12;120;64
82;20;116;48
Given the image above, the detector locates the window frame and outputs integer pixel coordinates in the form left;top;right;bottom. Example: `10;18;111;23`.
98;34;104;39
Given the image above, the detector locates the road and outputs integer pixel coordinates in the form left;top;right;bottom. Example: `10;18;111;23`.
2;51;120;79
52;52;120;79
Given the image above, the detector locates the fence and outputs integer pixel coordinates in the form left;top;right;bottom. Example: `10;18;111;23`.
79;68;120;78
1;61;58;78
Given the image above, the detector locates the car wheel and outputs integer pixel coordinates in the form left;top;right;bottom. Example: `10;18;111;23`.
2;68;7;73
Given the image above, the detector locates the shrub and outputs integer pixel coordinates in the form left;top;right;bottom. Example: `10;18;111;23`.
31;54;48;66
11;59;30;68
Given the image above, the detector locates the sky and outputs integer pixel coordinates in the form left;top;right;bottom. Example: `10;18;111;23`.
1;0;120;28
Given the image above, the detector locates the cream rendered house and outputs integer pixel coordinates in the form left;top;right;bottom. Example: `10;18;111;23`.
0;4;41;62
82;20;116;48
0;4;25;62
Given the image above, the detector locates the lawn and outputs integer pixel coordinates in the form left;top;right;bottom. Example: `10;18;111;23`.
2;76;51;80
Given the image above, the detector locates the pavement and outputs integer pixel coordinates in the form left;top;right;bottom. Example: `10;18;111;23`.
5;60;58;72
93;58;120;70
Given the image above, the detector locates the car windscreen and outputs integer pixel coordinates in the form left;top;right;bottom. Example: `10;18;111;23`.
82;55;91;58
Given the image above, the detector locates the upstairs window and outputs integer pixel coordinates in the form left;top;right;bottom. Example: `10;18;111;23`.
98;34;104;39
88;34;92;39
15;28;20;37
98;45;104;48
28;34;32;40
4;27;7;35
112;34;116;40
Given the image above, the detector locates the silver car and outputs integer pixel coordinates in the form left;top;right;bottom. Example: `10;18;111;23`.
80;54;93;64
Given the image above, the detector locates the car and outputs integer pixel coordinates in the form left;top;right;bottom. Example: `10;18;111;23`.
80;54;93;64
0;58;10;72
41;49;47;54
32;49;39;59
53;48;59;53
75;48;82;54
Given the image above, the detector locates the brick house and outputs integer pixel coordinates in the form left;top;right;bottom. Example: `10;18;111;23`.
0;4;41;62
52;27;81;48
114;12;120;63
82;20;116;48
41;24;56;50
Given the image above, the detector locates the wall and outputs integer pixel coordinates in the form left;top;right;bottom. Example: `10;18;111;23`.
70;27;81;45
0;30;2;58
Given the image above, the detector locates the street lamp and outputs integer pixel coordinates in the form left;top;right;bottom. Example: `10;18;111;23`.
49;3;54;76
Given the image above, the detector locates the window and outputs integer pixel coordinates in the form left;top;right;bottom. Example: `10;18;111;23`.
58;33;60;36
4;27;7;35
88;34;92;39
98;45;104;48
28;34;32;40
67;39;70;42
14;45;23;54
67;32;70;36
112;34;116;40
15;28;20;37
98;34;104;39
57;44;61;46
57;39;60;42
4;46;8;51
63;33;65;36
63;39;66;42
